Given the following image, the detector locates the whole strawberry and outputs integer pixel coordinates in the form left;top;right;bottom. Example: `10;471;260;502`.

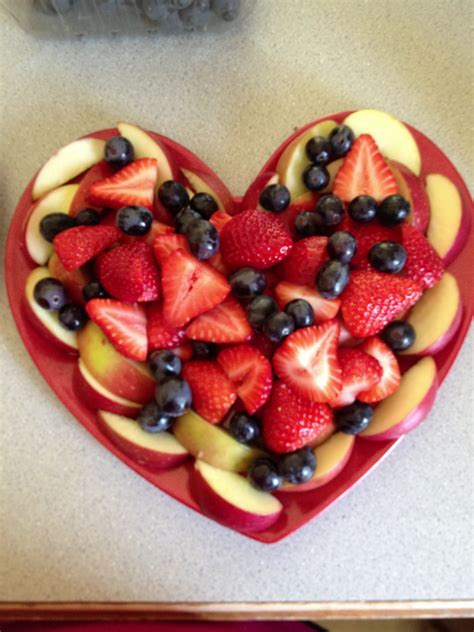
401;223;444;289
281;236;328;285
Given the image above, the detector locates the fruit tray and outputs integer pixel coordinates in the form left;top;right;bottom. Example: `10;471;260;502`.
5;110;473;543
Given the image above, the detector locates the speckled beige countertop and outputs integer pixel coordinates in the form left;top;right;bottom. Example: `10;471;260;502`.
0;0;472;604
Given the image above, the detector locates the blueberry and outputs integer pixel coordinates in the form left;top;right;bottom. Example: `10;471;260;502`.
58;304;87;330
189;192;218;220
305;136;332;166
284;299;314;329
148;350;182;381
33;278;68;311
82;280;108;302
348;195;377;223
278;447;316;484
75;208;101;226
186;218;219;260
259;184;291;213
248;458;282;492
192;341;218;359
229;267;266;299
302;164;330;192
328;231;357;263
175;208;201;234
115;205;153;236
104;136;134;170
141;0;170;21
335;401;373;435
378;194;410;226
329;124;355;158
295;211;322;237
155;378;192;417
316;260;350;299
229;413;261;444
264;311;295;343
211;0;241;21
138;402;173;433
368;241;407;273
246;295;278;329
39;213;76;243
315;194;344;226
158;181;190;216
179;0;211;30
35;0;75;14
381;320;416;352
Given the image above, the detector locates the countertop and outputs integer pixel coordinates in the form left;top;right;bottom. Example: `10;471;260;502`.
0;0;472;605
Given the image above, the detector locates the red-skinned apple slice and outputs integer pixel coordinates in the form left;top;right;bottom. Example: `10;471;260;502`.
69;161;115;216
47;252;90;305
192;459;283;532
181;167;235;215
389;161;430;232
240;172;279;211
361;357;438;441
98;410;189;470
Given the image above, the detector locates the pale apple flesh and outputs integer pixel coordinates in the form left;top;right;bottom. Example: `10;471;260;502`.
389;161;430;232
181;167;235;215
192;459;283;532
361;357;438;441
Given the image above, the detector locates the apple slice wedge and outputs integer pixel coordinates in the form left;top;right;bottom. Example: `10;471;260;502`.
193;459;283;532
181;167;235;215
361;357;438;441
32;138;105;200
389;161;430;232
98;410;189;470
25;184;79;265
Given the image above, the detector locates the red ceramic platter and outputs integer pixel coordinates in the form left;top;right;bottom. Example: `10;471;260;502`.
5;112;473;543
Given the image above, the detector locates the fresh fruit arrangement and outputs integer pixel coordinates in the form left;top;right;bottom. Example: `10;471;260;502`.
6;110;472;543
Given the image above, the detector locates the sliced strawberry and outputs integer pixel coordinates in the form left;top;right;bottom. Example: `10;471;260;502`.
262;381;334;453
146;302;186;351
339;216;402;269
250;331;275;360
277;192;318;238
358;337;401;403
333;134;398;202
281;236;328;285
153;233;189;265
401;223;444;289
185;297;252;344
86;298;147;361
182;361;237;424
161;249;230;327
97;241;160;303
207;250;231;275
53;225;120;272
88;158;158;210
69;161;115;216
171;343;193;361
272;320;342;403
341;270;422;338
329;347;383;408
210;210;233;232
217;345;273;414
275;281;340;322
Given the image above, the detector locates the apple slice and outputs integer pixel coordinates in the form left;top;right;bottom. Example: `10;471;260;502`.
240;171;279;211
276;119;337;200
426;173;469;265
361;357;438;441
320;158;343;194
389;161;430;232
25;184;79;265
401;272;462;356
25;267;78;351
193;459;283;532
181;167;235;215
32;138;105;200
343;109;421;176
48;252;90;305
173;410;264;472
98;410;189;470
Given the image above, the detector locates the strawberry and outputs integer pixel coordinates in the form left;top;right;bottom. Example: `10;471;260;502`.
281;236;328;285
121;220;174;247
277;192;318;238
220;209;293;270
329;347;383;408
182;361;237;424
274;281;340;322
185;298;252;344
146;302;185;351
86;299;147;361
88;158;159;210
401;223;444;289
262;381;334;453
171;343;193;361
161;249;230;327
333;134;398;202
341;270;422;338
358;337;401;403
217;345;273;414
339;216;401;269
272;320;342;403
97;241;160;303
53;225;119;272
207;251;231;275
153;234;189;265
210;210;233;232
250;331;275;359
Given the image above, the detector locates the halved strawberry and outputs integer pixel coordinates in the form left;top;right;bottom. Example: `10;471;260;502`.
69;161;115;216
217;345;273;414
161;249;230;327
88;158;159;210
339;216;402;269
182;361;237;424
333;134;398;202
272;320;342;403
262;381;334;453
97;241;160;303
171;343;193;361
207;250;231;275
210;210;233;232
146;302;185;351
185;298;252;344
153;234;189;265
401;223;444;289
358;337;401;403
53;225;120;272
329;347;383;408
86;298;147;361
274;281;340;322
281;236;328;285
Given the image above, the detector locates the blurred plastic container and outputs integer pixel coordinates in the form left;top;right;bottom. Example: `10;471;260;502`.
0;0;254;37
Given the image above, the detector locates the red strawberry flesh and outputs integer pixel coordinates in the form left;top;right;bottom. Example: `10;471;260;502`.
53;225;120;272
182;360;237;424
